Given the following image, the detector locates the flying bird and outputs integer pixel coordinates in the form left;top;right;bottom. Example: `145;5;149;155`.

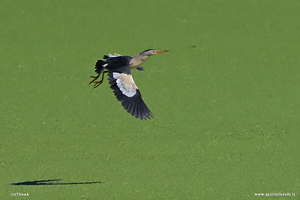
89;49;169;120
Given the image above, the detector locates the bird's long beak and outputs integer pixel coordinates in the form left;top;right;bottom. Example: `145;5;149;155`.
154;50;169;54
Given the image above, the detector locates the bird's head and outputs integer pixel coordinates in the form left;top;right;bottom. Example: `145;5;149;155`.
139;49;169;56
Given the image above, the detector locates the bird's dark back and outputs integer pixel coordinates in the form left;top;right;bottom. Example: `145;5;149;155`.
106;56;132;74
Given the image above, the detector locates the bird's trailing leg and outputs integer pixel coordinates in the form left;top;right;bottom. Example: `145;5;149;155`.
89;71;108;88
89;74;100;85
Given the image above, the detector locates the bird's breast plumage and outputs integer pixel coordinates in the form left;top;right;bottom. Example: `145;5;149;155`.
130;56;148;69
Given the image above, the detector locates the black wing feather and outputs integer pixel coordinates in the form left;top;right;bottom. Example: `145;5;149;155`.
107;71;153;120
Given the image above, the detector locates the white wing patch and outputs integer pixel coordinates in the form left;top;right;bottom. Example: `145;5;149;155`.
109;53;122;57
113;72;137;97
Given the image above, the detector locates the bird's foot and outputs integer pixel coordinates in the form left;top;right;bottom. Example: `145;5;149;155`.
89;75;100;85
93;81;103;88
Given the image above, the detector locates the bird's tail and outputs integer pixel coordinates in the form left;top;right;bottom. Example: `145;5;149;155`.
95;60;107;74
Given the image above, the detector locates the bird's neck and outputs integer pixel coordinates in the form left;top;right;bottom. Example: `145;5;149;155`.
130;55;149;68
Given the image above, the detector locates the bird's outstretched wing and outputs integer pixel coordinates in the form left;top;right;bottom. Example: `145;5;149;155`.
107;70;153;120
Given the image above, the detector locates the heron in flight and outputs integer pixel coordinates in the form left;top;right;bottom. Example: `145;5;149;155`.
89;49;169;120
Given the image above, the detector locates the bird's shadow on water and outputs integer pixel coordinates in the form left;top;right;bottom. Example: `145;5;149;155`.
11;179;103;186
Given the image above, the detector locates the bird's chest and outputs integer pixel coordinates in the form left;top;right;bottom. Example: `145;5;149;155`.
130;57;147;69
